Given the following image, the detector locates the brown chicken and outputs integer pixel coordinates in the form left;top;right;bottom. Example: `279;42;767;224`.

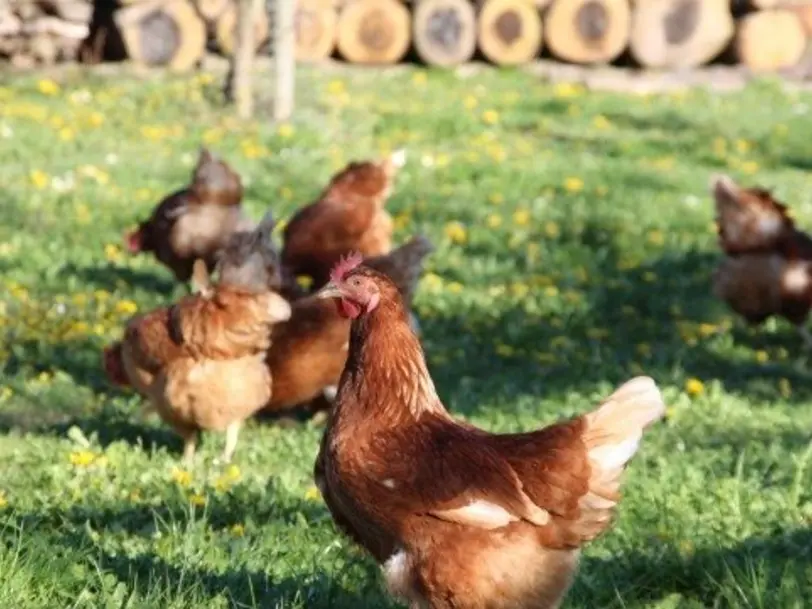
313;259;665;609
281;149;406;287
102;261;291;462
711;174;812;345
126;148;254;282
264;235;434;412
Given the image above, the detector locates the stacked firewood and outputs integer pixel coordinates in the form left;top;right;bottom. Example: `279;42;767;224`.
0;0;91;67
2;0;812;74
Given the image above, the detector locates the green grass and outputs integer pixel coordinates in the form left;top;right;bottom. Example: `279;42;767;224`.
1;64;812;608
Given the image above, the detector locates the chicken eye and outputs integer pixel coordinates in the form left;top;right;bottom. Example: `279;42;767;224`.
350;277;361;287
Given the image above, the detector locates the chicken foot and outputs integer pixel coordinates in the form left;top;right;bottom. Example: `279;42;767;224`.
215;420;242;465
181;428;200;464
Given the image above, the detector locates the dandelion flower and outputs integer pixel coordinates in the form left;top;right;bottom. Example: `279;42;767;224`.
487;214;502;228
481;110;499;125
171;467;192;487
30;170;50;190
444;221;467;244
0;491;7;508
189;493;206;507
685;378;704;397
70;450;97;467
564;177;584;193
277;123;295;139
115;300;138;315
230;523;246;537
38;79;60;96
513;209;530;227
304;485;322;501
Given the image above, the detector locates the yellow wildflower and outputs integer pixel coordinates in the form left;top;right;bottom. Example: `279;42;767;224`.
277;123;295;138
685;378;704;397
592;115;612;130
230;523;245;537
326;79;346;95
553;82;581;98
30;169;49;190
189;493;206;507
412;71;427;85
115;300;138;315
487;214;502;228
564;177;584;193
444;221;467;244
38;79;60;95
447;281;463;293
741;161;759;175
481;110;499;125
489;193;504;205
0;491;7;508
70;450;97;467
463;95;478;110
171;467;192;487
304;485;322;501
59;127;75;141
755;350;768;363
104;244;121;262
512;209;530;227
545;221;560;238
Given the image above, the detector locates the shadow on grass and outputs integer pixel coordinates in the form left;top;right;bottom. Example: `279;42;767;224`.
574;527;812;608
423;241;812;418
3;488;388;608
60;261;178;295
4;494;810;608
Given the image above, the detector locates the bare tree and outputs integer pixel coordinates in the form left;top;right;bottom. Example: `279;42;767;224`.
274;0;295;122
229;0;263;119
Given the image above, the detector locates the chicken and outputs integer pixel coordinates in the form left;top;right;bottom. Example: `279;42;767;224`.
102;260;291;463
281;150;406;287
125;147;254;282
711;174;812;345
264;235;434;412
312;258;665;609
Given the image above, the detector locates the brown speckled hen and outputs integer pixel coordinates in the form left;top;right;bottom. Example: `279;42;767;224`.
711;174;812;346
126;148;253;282
281;150;406;287
313;257;665;609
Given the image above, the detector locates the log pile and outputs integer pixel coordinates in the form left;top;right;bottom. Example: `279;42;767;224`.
2;0;812;77
0;0;92;67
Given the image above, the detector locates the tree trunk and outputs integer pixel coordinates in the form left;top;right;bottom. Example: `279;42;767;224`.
629;0;734;69
295;0;337;62
216;0;270;55
412;0;477;66
544;0;631;64
476;0;543;65
736;9;807;72
115;0;207;71
275;0;296;121
231;0;262;118
194;0;231;23
336;0;411;64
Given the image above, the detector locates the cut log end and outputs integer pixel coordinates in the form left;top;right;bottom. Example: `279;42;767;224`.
545;0;631;65
295;0;338;62
477;0;543;66
117;0;207;71
337;0;411;64
413;0;477;66
737;9;807;73
630;0;734;69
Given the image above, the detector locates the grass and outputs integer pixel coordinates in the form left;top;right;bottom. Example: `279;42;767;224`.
1;63;812;608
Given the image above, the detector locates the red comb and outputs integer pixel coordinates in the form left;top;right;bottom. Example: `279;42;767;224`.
330;251;364;284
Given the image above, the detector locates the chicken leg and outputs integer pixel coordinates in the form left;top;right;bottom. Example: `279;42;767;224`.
217;420;242;464
181;428;200;464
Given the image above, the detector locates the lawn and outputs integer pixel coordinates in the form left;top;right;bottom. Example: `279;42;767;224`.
1;63;812;608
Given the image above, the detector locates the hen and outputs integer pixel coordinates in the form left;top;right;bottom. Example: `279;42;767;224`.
711;174;812;345
281;150;406;287
102;260;291;462
126;148;254;282
313;258;665;609
264;235;434;413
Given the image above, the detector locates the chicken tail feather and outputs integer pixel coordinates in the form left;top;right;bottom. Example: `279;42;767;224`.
583;376;664;477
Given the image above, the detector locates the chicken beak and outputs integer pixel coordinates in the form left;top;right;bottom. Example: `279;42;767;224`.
317;282;343;300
